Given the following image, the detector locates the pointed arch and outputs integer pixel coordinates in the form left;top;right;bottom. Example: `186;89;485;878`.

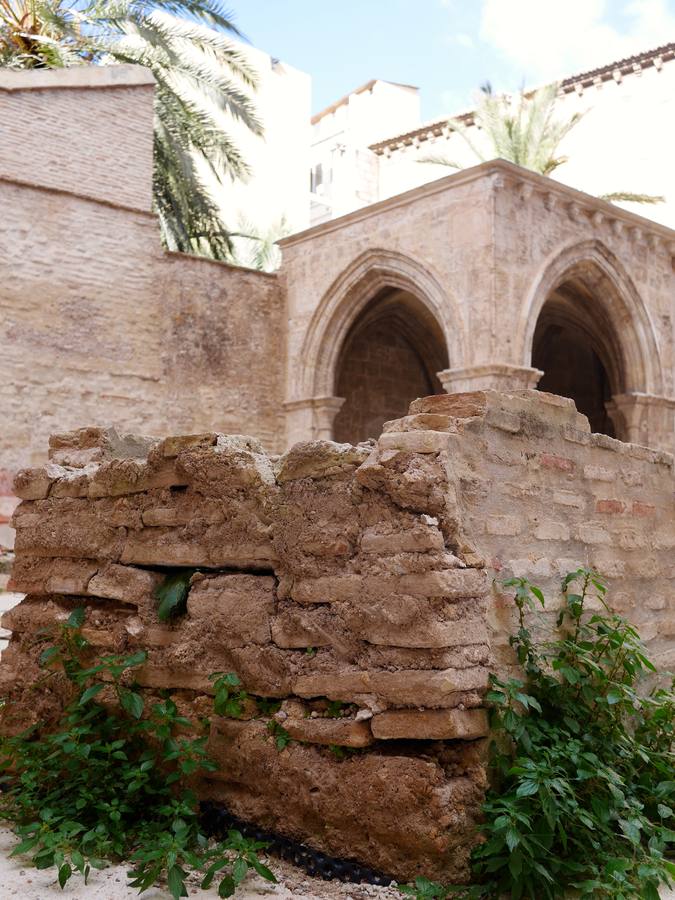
292;248;465;400
518;239;663;396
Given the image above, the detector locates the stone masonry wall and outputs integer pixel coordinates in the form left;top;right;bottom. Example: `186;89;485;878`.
0;418;492;884
376;390;675;674
1;390;673;882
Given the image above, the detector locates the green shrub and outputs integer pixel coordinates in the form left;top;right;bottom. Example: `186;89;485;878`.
0;609;276;898
402;568;675;899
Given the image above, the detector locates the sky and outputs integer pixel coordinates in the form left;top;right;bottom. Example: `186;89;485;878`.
227;0;675;120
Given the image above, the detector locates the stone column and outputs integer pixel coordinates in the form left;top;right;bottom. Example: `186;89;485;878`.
606;393;675;454
313;396;346;440
437;364;543;394
283;396;345;447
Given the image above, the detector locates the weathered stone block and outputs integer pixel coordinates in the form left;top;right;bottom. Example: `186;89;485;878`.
187;574;275;647
87;562;163;606
8;555;97;595
277;704;374;747
371;708;488;740
291;569;487;604
276;441;370;482
293;666;488;708
120;523;277;569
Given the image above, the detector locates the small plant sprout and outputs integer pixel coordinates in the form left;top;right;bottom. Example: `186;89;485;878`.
209;672;247;718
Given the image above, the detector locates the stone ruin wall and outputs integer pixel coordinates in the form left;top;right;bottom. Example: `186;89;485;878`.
1;390;673;883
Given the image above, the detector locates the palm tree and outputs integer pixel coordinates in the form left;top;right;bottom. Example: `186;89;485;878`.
0;0;263;259
422;82;663;205
228;215;290;272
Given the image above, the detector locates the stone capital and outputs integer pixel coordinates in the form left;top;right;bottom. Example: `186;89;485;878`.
606;392;675;454
437;364;543;394
283;396;345;446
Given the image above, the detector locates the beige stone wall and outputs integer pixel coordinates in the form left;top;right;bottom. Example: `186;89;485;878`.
2;422;492;883
280;161;675;455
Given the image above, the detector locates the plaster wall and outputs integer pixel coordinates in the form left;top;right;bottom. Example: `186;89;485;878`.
371;50;675;230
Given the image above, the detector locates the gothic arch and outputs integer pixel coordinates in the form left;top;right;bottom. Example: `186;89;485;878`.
294;248;464;400
517;239;664;439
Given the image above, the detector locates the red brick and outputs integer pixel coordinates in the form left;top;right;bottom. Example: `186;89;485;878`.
540;453;575;472
632;501;655;517
596;499;625;515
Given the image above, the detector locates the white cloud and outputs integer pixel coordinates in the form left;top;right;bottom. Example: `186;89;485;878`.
478;0;675;83
453;32;475;48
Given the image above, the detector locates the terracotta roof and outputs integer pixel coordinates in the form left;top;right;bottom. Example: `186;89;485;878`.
311;79;418;125
369;42;675;155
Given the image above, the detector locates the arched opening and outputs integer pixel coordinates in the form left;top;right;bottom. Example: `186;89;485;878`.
332;288;449;443
532;278;626;437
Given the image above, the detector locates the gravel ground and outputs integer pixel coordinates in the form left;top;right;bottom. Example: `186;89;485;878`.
0;827;403;899
1;827;674;899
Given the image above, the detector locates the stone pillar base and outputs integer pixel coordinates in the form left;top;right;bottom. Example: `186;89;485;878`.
437;364;543;394
606;392;675;454
284;396;345;447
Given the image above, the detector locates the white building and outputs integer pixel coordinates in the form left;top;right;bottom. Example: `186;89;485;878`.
308;42;675;230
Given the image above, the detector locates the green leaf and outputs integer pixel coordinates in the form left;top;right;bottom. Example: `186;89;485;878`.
66;608;85;629
516;780;539;798
218;875;236;898
79;683;105;705
232;857;248;885
120;690;144;720
58;863;72;888
248;857;276;883
39;646;60;667
9;837;39;857
154;570;195;622
167;864;187;899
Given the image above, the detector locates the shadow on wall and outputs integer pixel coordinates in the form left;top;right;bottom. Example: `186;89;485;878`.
332;287;449;443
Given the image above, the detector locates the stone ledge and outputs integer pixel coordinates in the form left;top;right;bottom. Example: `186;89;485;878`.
0;64;155;92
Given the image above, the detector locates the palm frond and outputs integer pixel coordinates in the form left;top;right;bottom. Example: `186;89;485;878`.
417;154;462;169
600;192;665;205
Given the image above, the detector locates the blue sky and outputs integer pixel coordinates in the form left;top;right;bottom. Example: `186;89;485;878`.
228;0;675;119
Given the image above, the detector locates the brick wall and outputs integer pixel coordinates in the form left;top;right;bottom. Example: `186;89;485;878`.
376;390;675;674
332;316;439;442
0;66;156;212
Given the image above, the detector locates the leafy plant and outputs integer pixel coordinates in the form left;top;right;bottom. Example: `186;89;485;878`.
154;569;196;622
0;610;276;898
0;0;263;260
255;697;281;716
266;720;291;751
210;671;247;718
325;699;346;718
399;876;484;899
474;569;675;898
